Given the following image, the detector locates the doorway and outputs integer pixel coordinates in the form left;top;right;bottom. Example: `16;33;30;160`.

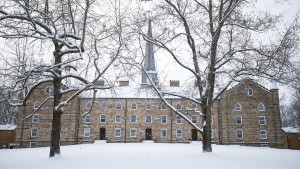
145;128;152;140
191;129;198;141
100;128;106;140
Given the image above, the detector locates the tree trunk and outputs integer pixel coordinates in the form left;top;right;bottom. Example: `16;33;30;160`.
202;124;212;152
49;110;62;157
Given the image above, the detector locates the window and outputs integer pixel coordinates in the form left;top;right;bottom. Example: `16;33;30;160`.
146;115;152;123
84;114;91;123
236;116;242;125
146;103;151;110
161;129;167;138
260;130;267;139
130;128;137;137
176;115;182;124
45;86;54;95
131;102;137;110
259;116;266;125
130;115;137;123
211;129;214;138
191;115;197;124
85;102;92;110
33;101;41;110
31;128;38;137
30;142;37;148
236;130;243;139
235;103;242;111
116;103;122;110
115;115;121;123
258;103;265;112
191;103;197;110
100;102;107;110
161;115;167;124
176;103;182;110
176;129;183;138
210;116;213;124
114;128;121;137
261;144;268;147
100;114;106;123
84;128;91;137
160;102;167;110
245;88;253;97
32;114;39;123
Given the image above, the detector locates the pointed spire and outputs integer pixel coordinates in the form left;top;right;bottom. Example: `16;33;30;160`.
142;19;157;86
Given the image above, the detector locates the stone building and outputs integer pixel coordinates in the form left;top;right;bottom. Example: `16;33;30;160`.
14;19;283;148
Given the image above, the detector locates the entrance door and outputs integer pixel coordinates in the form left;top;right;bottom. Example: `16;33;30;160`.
100;128;106;140
191;129;198;141
145;129;152;140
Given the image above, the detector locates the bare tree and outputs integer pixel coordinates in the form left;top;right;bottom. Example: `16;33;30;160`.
0;0;130;157
134;0;299;152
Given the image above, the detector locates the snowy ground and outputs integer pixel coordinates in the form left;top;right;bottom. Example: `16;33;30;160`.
0;141;299;169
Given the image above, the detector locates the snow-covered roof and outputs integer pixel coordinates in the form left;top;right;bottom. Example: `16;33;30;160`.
282;127;300;134
0;124;17;131
226;79;271;93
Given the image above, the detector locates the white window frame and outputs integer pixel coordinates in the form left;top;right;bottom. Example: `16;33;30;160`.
176;115;182;124
211;129;214;138
131;102;137;110
84;128;91;137
85;102;92;110
176;129;183;138
100;114;106;123
84;114;91;123
191;115;197;124
245;88;253;97
236;130;243;139
236;116;242;125
258;103;265;112
235;103;242;111
210;116;213;124
32;114;39;123
146;115;152;123
160;102;167;110
176;102;182;110
45;86;54;95
146;103;151;110
161;115;167;124
130;128;137;137
116;102;122;110
30;142;37;148
130;115;137;123
260;130;267;139
114;128;121;137
259;116;266;125
31;128;38;137
33;101;40;110
161;129;167;138
100;102;107;110
115;115;121;123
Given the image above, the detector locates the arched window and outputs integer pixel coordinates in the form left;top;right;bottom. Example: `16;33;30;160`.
191;103;197;110
116;102;122;110
245;88;253;97
131;102;137;110
100;102;107;110
146;103;151;110
33;101;41;109
176;102;182;110
160;102;167;110
235;103;242;111
85;102;92;110
45;86;54;95
258;103;265;112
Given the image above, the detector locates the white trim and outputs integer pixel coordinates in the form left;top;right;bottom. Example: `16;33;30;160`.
114;128;121;137
33;101;40;110
176;129;183;138
210;116;213;124
31;128;38;137
84;128;91;137
259;116;266;125
100;114;106;123
236;130;243;139
161;115;167;124
116;102;122;110
236;116;242;125
32;114;39;123
29;142;37;148
131;102;137;110
146;115;152;123
115;114;121;123
146;102;151;110
45;86;54;95
258;103;265;112
176;115;182;124
176;102;182;110
245;88;253;97
160;102;167;110
234;103;242;111
191;115;197;124
161;129;167;138
84;114;91;123
100;102;107;110
85;102;92;110
130;128;137;137
260;130;268;139
130;114;137;123
211;129;214;138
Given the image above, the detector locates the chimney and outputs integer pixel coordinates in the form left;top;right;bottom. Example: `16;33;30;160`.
195;80;206;87
170;80;180;87
94;80;105;86
119;77;130;87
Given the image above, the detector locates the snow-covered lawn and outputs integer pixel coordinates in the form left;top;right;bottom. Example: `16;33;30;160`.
0;141;299;169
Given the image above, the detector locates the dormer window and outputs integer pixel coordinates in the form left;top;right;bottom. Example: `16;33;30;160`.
258;103;265;112
45;86;54;95
116;103;122;110
176;103;182;110
235;103;242;111
191;103;197;110
100;102;107;110
131;102;137;110
146;103;151;110
245;88;253;97
33;101;41;110
85;102;92;110
160;102;167;110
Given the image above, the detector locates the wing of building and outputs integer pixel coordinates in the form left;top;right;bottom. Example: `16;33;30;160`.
14;19;283;149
